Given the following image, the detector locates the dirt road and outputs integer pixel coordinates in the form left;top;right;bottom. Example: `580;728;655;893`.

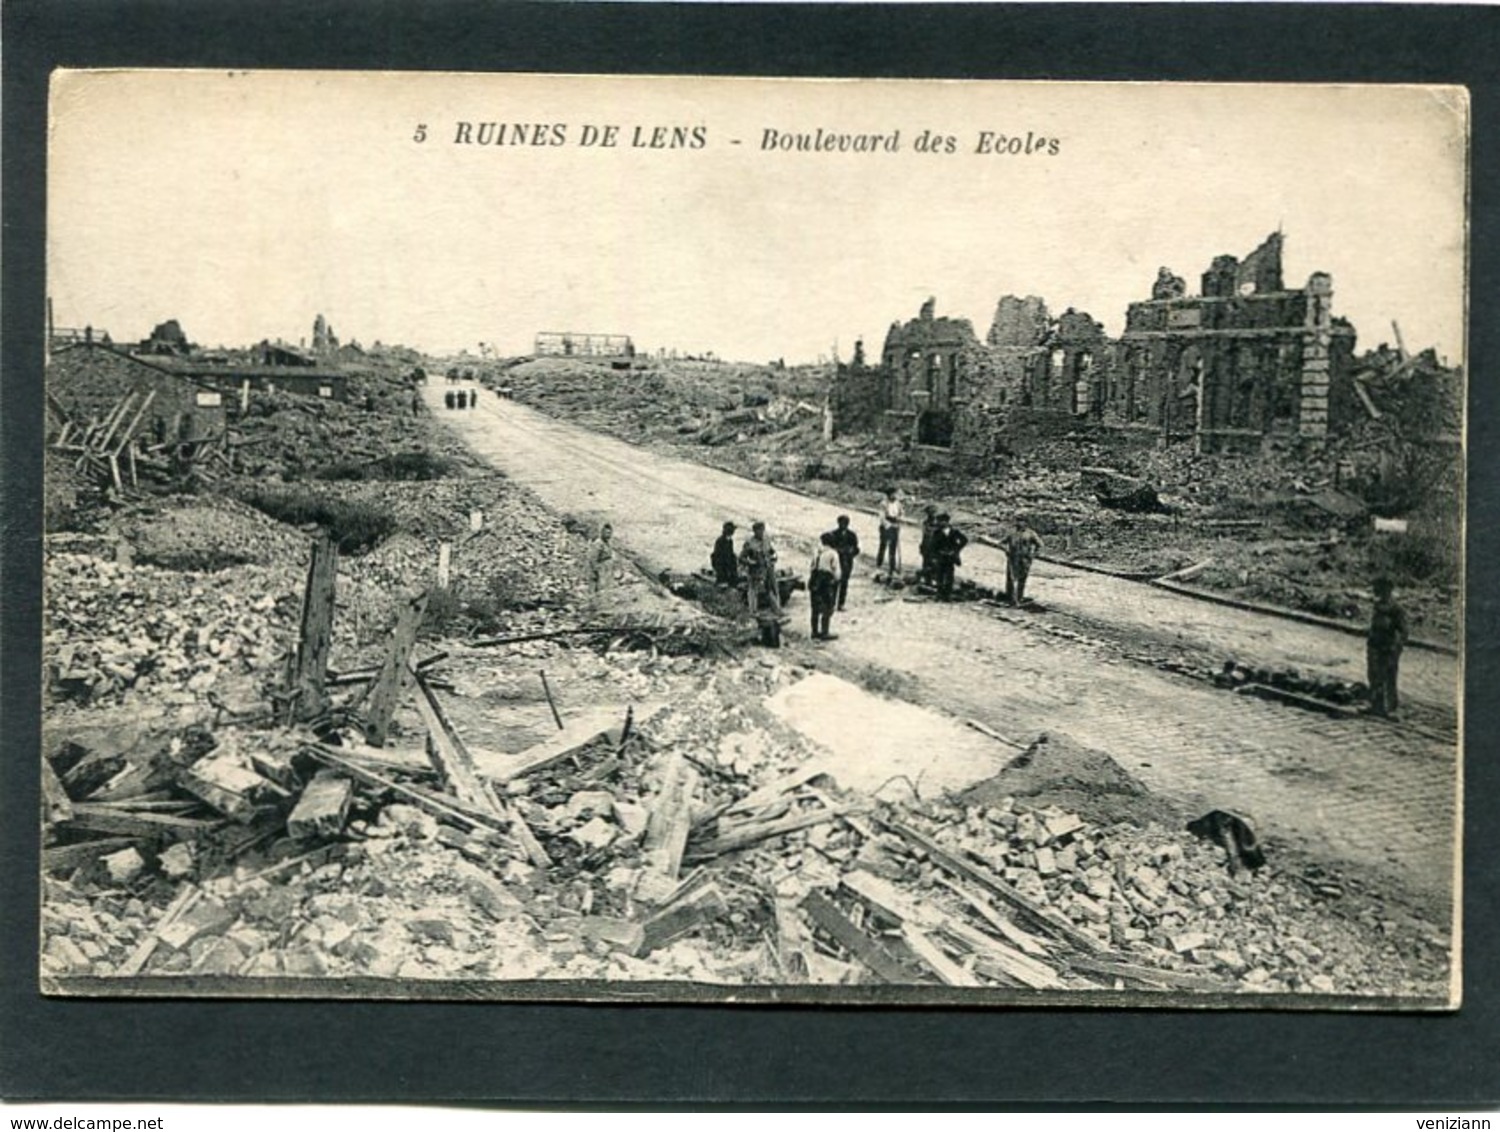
430;387;1460;911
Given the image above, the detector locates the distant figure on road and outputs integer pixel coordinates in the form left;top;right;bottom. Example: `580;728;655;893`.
929;513;968;601
444;390;456;410
711;521;739;587
876;487;903;582
827;514;860;611
919;504;939;583
411;390;423;417
586;523;616;597
1366;576;1409;717
1004;516;1044;606
808;532;842;640
740;520;781;616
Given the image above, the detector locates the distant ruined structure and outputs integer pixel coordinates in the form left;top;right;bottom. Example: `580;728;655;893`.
832;232;1364;461
312;314;340;358
534;331;635;359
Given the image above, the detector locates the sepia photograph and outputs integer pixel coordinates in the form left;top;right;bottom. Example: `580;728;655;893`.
39;70;1467;1008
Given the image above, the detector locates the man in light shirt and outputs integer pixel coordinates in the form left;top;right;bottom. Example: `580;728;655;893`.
875;487;903;582
808;531;842;640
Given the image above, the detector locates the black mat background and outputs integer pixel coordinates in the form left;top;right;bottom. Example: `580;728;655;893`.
3;2;1497;1107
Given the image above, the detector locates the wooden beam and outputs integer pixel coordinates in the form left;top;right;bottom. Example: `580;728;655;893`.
360;592;429;746
642;752;698;881
411;672;502;815
302;744;509;836
410;674;552;868
289;533;337;723
799;890;913;985
685;804;841;864
61;804;223;841
42;837;138;874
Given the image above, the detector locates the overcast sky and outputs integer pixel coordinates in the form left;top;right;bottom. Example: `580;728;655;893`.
48;72;1468;364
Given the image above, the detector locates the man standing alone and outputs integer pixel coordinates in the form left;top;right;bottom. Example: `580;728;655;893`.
587;523;616;597
808;532;842;640
827;515;860;611
875;488;903;582
1004;516;1044;606
1366;576;1409;718
928;513;969;601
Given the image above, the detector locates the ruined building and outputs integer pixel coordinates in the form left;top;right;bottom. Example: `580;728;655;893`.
312;314;340;357
831;232;1358;461
1115;232;1356;452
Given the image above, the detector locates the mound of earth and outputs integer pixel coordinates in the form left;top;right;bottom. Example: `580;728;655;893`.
958;731;1180;828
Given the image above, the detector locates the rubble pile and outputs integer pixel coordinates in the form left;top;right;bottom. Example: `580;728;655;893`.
107;494;310;571
39;632;1447;997
44;551;300;708
228;379;473;483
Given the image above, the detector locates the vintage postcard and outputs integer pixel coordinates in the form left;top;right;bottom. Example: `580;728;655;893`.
40;71;1466;1008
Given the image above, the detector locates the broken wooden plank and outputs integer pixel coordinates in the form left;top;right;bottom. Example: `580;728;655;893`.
411;672;504;815
798;889;913;985
289;533;337;723
57;751;127;799
62;804;223;841
117;885;201;976
637;879;728;956
360;592;429;746
901;923;980;987
1065;954;1235;993
934;916;1067;991
722;762;832;818
933;874;1052;958
286;769;354;840
303;745;509;836
685;804;842;864
642;752;698;882
876;816;1103;954
42;837;139;874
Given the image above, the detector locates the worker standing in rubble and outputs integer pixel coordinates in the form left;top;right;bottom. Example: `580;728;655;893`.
1365;576;1409;718
875;487;903;583
928;512;969;601
827;514;860;611
586;522;616;597
1004;515;1044;606
711;521;739;587
808;532;842;640
739;520;781;616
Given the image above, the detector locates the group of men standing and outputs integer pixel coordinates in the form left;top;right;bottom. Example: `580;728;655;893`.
706;487;1047;646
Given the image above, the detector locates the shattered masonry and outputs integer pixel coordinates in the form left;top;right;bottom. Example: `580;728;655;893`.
834;232;1359;461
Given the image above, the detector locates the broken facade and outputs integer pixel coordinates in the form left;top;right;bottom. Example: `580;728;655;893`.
833;233;1358;461
1116;233;1357;453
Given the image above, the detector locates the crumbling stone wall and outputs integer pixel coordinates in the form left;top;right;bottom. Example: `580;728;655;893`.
1118;234;1356;450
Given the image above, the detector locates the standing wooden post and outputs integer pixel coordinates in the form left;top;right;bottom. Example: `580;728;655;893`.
437;541;452;589
291;532;338;722
362;591;429;747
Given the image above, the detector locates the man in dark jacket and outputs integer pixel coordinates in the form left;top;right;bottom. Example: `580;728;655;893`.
919;504;939;583
711;521;739;587
1366;576;1409;717
826;514;860;611
929;513;968;601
